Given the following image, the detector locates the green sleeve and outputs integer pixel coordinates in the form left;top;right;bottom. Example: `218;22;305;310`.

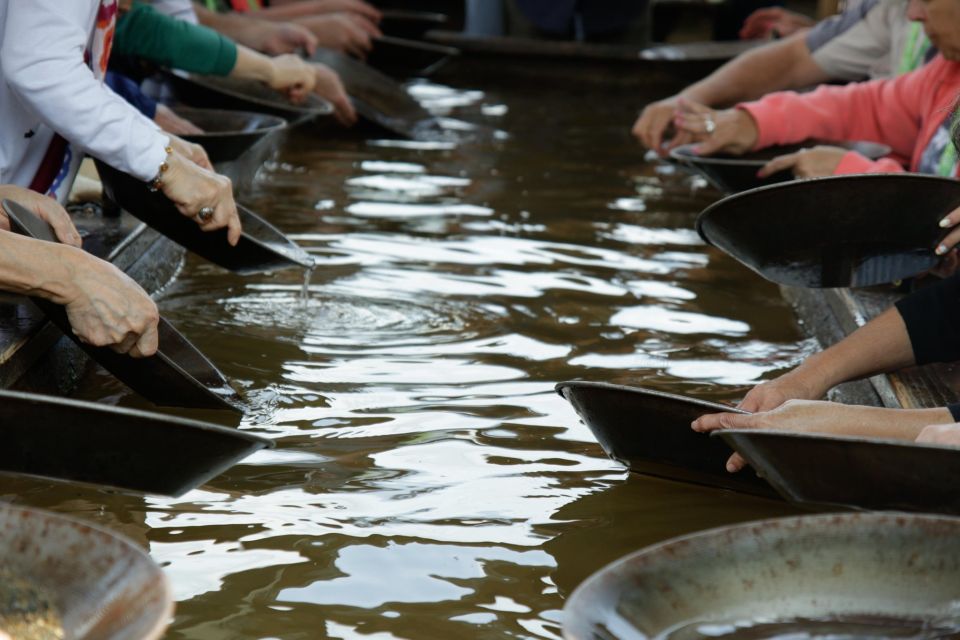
114;3;239;76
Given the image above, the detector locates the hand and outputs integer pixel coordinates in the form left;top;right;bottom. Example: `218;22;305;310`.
672;98;759;156
0;185;81;246
935;205;960;256
929;248;960;278
311;62;356;126
300;13;382;59
739;7;815;40
168;134;213;171
738;369;827;413
258;21;319;56
693;399;873;472
291;0;381;22
267;54;317;103
758;145;849;179
632;95;696;155
153;104;204;136
159;152;242;246
916;423;960;446
58;246;160;358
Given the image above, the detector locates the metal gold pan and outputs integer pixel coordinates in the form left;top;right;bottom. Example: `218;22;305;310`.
95;161;315;275
719;428;960;514
556;381;774;496
175;106;287;164
4;199;243;412
696;173;960;287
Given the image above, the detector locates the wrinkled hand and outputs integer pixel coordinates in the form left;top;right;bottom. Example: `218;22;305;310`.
0;184;81;246
632;95;695;155
168;134;213;171
302;13;381;59
268;54;317;103
916;423;960;446
154;104;204;136
739;7;815;40
758;145;848;179
160;152;242;246
311;62;356;126
60;247;160;358
692;399;860;472
259;21;319;56
672;98;759;156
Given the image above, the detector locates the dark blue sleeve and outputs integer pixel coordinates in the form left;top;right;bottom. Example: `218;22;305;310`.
805;0;879;52
948;403;960;422
105;71;158;119
895;272;960;365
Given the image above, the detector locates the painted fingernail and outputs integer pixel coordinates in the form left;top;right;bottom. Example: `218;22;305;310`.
940;217;953;228
937;244;948;255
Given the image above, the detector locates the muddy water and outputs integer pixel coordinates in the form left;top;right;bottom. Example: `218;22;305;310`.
19;80;813;638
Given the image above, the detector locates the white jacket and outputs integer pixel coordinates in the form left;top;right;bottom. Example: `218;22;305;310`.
0;0;169;197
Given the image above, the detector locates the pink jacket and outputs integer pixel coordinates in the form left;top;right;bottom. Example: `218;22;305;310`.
738;54;960;175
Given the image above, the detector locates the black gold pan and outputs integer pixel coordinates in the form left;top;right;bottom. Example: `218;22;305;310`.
166;72;332;123
556;381;775;496
696;173;960;288
670;140;891;193
95;161;315;275
3;199;241;412
174;106;287;164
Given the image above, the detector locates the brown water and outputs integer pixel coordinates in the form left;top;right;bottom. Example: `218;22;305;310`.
659;615;960;639
14;80;813;638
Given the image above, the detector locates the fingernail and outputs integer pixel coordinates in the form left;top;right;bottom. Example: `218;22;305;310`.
691;146;701;155
726;462;737;473
755;170;764;178
937;244;948;255
941;217;953;228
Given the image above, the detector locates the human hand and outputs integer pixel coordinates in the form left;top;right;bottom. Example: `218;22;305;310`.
58;246;160;358
159;152;242;246
757;145;849;179
692;399;865;472
259;21;319;56
916;423;960;446
168;134;213;171
302;13;382;59
154;104;204;136
739;7;815;40
267;54;317;102
311;62;356;126
672;99;759;156
0;184;81;246
299;0;381;22
934;205;960;257
632;95;695;155
738;370;827;413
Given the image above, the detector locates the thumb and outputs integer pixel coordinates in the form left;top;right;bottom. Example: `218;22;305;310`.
757;152;798;178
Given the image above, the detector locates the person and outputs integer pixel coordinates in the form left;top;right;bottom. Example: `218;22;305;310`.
692;270;960;469
0;0;241;244
738;6;814;40
0;184;160;357
634;0;931;155
668;0;960;207
195;1;381;60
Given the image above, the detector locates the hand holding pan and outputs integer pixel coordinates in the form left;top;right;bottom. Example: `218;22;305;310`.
555;381;775;496
2;199;242;412
696;173;960;288
95;160;315;275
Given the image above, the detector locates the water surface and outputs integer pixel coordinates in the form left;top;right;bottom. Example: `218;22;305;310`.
21;79;813;638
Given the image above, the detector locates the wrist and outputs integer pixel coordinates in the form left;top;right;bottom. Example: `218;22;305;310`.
148;144;174;192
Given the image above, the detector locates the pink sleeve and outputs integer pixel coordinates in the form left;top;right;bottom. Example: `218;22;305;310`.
736;61;938;160
833;151;905;175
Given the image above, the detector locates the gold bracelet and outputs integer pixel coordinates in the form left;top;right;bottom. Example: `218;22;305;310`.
148;145;174;192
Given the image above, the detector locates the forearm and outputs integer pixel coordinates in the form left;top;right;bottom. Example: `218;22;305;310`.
229;46;276;83
680;33;827;108
0;230;76;304
822;406;953;440
786;307;915;394
194;4;261;49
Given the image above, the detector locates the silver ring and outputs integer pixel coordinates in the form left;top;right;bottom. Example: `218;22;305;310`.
704;117;716;134
197;206;214;223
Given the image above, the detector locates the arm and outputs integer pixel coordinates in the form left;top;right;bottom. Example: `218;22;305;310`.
2;0;168;182
254;0;381;22
633;33;827;152
193;4;317;55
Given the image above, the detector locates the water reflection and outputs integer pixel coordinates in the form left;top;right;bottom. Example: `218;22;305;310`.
49;79;812;638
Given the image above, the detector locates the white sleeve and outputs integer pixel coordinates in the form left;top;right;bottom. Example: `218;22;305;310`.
1;0;170;182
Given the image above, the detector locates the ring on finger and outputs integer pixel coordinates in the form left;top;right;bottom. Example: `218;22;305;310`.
704;117;716;134
197;206;214;223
